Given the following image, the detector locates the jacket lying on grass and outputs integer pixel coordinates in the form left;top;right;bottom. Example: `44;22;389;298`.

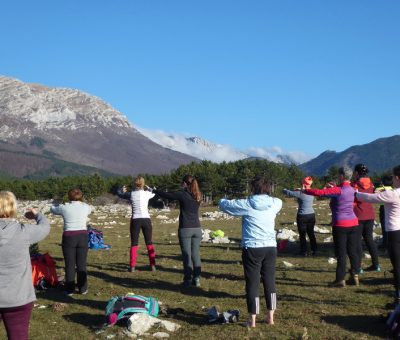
219;194;282;248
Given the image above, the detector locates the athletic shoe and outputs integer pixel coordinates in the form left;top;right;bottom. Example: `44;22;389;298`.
193;278;201;287
346;274;359;286
151;265;157;272
80;290;88;295
128;266;135;273
328;280;346;288
63;291;74;297
364;265;381;272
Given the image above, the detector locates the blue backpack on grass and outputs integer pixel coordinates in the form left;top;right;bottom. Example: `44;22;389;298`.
105;293;159;326
87;226;110;250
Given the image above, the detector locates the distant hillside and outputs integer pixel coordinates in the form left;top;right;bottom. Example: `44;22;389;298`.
0;147;116;179
0;75;197;178
300;135;400;176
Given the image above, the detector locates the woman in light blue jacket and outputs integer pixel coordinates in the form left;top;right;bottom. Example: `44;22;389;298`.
219;176;282;328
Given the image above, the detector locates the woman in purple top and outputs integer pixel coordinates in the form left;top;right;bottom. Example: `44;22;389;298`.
304;167;360;287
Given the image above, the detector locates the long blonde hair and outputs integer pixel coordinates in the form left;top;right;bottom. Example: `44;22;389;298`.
183;175;201;202
134;176;145;189
0;191;17;218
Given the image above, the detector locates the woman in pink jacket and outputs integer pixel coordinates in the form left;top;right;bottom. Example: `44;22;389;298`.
355;165;400;304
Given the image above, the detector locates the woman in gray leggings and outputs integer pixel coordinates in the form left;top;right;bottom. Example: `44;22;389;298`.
153;175;202;287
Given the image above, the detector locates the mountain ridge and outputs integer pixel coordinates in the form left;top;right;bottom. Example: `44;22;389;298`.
0;75;197;178
300;135;400;176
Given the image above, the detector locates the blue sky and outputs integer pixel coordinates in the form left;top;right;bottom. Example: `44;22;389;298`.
1;1;399;161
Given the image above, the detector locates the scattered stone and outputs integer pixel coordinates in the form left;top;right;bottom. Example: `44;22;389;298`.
314;226;330;234
153;332;170;338
328;257;337;264
51;302;68;312
276;228;298;242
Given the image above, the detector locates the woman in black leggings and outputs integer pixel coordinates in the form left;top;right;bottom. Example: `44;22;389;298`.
219;176;282;327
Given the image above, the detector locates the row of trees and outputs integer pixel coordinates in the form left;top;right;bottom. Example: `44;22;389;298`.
0;159;390;204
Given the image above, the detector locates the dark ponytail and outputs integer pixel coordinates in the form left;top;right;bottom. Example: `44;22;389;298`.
183;174;201;202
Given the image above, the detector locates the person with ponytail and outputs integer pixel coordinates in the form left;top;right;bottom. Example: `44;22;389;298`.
117;176;156;272
152;175;202;287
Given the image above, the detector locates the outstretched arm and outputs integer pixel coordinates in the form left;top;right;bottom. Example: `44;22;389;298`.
303;186;341;198
282;189;301;198
356;190;397;204
24;209;51;244
219;198;249;216
153;189;183;201
117;186;131;200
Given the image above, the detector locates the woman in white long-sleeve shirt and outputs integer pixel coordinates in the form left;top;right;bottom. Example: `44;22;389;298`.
355;165;400;304
117;176;156;272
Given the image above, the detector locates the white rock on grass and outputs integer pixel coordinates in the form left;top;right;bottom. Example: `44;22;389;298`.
276;228;298;242
153;332;170;338
328;257;337;264
323;236;333;243
127;313;180;336
364;253;371;259
283;261;294;268
373;233;382;240
314;226;330;234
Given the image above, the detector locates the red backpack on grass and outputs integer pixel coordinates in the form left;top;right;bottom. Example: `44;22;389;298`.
31;253;58;288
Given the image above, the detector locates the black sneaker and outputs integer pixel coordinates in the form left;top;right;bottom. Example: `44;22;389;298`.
346;274;359;286
328;280;346;288
364;265;381;272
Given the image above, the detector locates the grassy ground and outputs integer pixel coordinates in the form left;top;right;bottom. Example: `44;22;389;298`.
0;199;393;339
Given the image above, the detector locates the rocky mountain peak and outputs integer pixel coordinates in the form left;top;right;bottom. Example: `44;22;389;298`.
0;75;133;140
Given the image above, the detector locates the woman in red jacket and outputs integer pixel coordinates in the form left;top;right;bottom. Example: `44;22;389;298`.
352;164;380;272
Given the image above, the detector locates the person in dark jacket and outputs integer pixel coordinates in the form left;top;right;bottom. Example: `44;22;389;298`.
152;175;202;287
351;164;380;272
304;166;360;288
0;191;50;340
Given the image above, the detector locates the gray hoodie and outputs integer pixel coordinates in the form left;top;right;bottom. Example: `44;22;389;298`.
0;213;50;308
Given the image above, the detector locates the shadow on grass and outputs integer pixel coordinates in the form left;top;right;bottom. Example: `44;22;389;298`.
156;253;240;265
161;308;208;326
361;277;392;286
88;269;240;299
63;312;105;328
322;315;385;337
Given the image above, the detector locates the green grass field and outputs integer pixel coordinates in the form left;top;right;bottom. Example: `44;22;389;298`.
0;199;393;339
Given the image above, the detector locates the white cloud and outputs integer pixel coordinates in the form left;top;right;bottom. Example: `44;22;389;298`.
245;146;311;164
137;127;312;164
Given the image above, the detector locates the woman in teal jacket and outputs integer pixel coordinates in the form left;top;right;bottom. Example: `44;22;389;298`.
219;176;282;328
